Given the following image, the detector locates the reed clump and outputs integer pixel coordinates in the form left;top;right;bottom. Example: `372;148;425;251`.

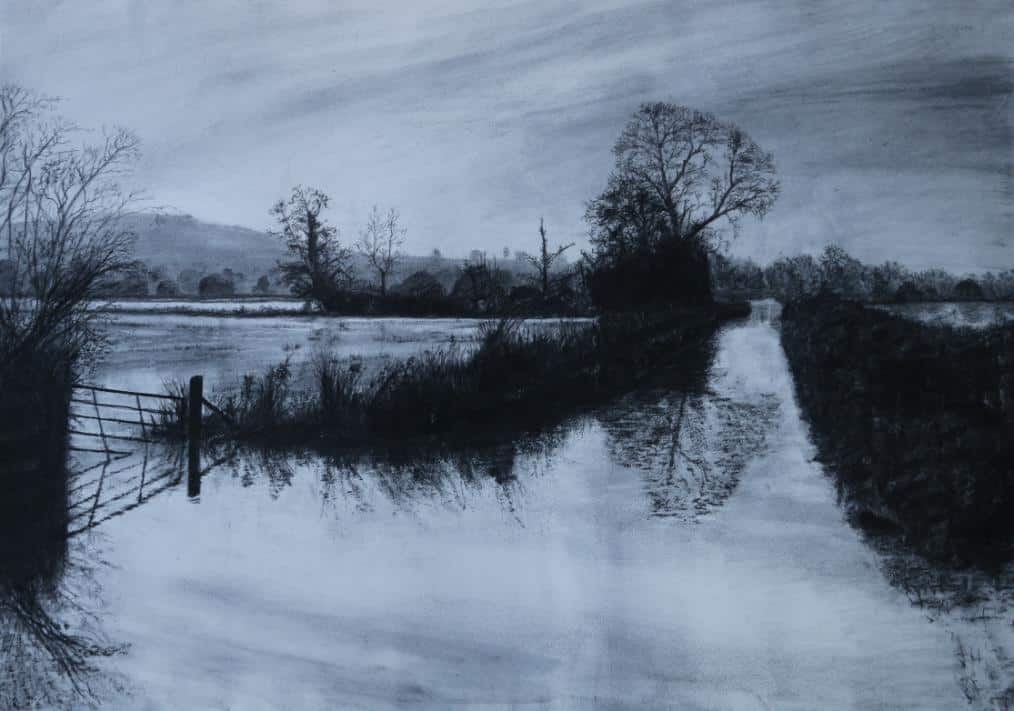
190;304;747;446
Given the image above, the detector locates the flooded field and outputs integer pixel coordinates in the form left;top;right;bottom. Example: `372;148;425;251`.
87;310;591;396
7;302;1009;709
88;313;483;395
98;298;311;315
874;302;1014;329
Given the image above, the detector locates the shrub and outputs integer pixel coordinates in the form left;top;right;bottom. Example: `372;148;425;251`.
198;273;235;298
953;278;984;301
155;279;180;297
781;299;1014;563
391;270;446;300
586;238;713;311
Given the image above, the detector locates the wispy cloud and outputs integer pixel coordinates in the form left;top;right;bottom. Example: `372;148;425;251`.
1;0;1010;270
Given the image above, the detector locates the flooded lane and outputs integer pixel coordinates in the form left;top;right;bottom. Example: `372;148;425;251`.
48;304;971;708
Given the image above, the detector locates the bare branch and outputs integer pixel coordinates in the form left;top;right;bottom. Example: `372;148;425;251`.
0;85;140;367
588;102;779;261
356;204;405;296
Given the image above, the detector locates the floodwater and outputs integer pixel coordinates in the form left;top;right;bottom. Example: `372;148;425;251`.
5;302;1009;709
90;313;483;396
88;311;591;396
874;301;1014;329
98;298;311;315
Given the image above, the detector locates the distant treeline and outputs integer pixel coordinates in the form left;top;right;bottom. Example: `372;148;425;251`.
781;299;1014;564
0;252;567;300
713;245;1014;303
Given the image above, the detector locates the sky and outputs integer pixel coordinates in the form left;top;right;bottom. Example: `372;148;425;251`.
1;0;1011;270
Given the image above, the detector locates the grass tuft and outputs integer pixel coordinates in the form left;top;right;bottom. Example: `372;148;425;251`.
182;304;748;447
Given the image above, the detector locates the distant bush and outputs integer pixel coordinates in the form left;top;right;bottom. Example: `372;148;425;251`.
450;262;512;313
253;275;272;295
94;262;150;297
953;278;984;301
781;299;1014;563
198;273;235;298
178;269;202;294
508;284;541;306
391;270;446;301
893;280;924;303
155;279;180;297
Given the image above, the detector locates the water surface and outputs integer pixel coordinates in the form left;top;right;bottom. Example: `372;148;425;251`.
42;303;981;709
873;301;1014;329
89;313;588;396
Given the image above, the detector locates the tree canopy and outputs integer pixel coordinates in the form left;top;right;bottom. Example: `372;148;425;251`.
587;102;779;264
270;186;351;305
584;102;779;309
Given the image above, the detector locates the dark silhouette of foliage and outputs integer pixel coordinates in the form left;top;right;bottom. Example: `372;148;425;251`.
585;102;779;309
155;279;179;297
953;278;984;301
450;258;512;313
586;237;713;310
270;186;352;307
1;84;140;368
781;299;1014;564
94;261;150;297
391;270;446;300
198;272;235;297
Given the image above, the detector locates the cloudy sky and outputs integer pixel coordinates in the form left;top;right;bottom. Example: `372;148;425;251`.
1;1;1011;270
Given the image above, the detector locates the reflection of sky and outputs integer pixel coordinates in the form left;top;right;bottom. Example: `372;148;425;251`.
86;315;587;394
1;1;1010;271
65;309;972;708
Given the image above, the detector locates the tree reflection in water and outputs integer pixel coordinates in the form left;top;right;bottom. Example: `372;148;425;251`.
596;327;780;520
208;426;572;524
0;461;124;708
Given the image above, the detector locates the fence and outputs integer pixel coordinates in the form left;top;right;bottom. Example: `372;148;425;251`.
67;375;231;501
69;383;180;457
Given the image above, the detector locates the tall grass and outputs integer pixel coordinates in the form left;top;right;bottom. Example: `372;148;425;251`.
149;379;189;439
182;304;747;447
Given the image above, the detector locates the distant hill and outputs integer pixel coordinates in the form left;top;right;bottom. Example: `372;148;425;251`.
121;212;542;295
123;212;284;279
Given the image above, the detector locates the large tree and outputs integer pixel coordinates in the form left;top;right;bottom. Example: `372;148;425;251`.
271;186;351;305
357;204;405;296
585;102;779;307
0;84;140;366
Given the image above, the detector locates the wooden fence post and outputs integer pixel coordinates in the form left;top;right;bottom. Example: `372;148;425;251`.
187;375;203;498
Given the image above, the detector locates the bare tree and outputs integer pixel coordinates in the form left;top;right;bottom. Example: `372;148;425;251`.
271;186;351;305
0;84;140;367
357;205;405;296
587;102;779;262
523;218;573;299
